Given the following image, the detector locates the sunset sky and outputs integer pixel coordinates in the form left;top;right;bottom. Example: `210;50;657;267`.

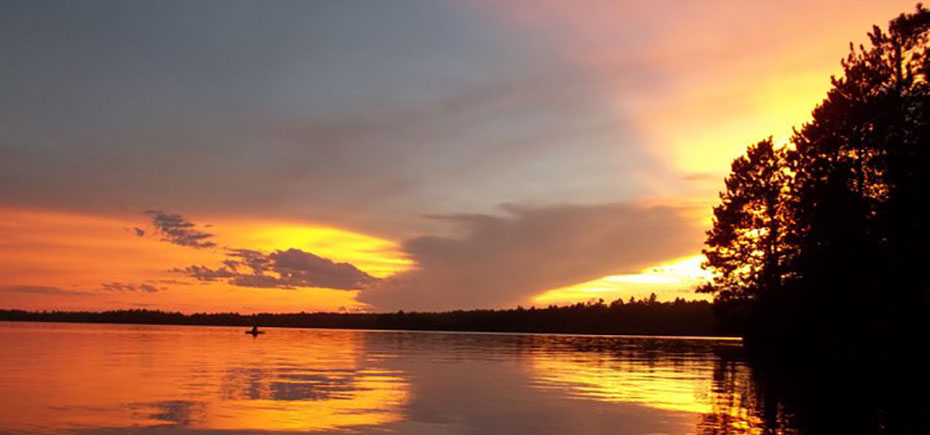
0;0;916;313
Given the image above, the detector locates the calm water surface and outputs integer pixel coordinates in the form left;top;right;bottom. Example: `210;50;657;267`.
0;322;762;434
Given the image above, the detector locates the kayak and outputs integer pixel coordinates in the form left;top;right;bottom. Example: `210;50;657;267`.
245;330;265;335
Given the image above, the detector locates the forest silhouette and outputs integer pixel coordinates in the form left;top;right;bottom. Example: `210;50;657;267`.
697;5;930;433
701;3;930;351
0;295;717;336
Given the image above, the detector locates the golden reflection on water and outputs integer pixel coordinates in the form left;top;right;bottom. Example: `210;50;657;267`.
529;338;765;434
0;323;407;433
164;370;407;432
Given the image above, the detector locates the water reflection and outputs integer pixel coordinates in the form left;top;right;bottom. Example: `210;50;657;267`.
524;337;768;434
0;323;407;433
532;340;731;413
1;323;883;434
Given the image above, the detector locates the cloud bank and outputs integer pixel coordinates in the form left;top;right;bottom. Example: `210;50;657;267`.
359;202;701;311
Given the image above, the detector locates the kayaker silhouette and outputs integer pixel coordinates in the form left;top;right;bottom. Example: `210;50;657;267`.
245;326;264;336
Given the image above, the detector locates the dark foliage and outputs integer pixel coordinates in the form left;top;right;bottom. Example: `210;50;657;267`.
691;344;930;434
702;4;930;349
700;5;930;433
0;296;720;336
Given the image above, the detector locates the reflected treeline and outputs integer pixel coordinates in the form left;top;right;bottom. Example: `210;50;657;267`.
534;337;929;434
699;5;930;433
696;347;930;434
696;345;800;435
0;296;719;336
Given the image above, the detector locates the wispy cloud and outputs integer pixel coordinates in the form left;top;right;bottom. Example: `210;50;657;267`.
145;210;216;249
0;285;91;296
101;282;162;293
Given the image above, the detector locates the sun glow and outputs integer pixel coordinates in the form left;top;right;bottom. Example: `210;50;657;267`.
217;221;414;279
630;69;832;179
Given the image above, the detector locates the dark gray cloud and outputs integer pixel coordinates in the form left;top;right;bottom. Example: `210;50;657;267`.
359;202;702;311
269;249;376;289
101;282;162;293
0;285;90;296
145;210;216;248
177;248;375;290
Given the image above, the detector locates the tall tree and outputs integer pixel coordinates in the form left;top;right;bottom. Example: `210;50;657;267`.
789;4;930;311
700;7;930;432
701;139;792;303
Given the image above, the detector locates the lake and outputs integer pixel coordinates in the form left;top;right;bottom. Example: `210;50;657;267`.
0;322;764;434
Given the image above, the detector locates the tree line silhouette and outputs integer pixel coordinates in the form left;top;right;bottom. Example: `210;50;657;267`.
697;6;930;433
0;295;719;336
700;4;930;353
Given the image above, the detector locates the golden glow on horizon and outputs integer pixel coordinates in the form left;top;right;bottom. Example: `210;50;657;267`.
532;255;712;305
0;206;717;312
0;207;410;313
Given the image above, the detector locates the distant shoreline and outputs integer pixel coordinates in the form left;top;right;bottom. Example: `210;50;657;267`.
0;299;733;337
0;319;741;340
